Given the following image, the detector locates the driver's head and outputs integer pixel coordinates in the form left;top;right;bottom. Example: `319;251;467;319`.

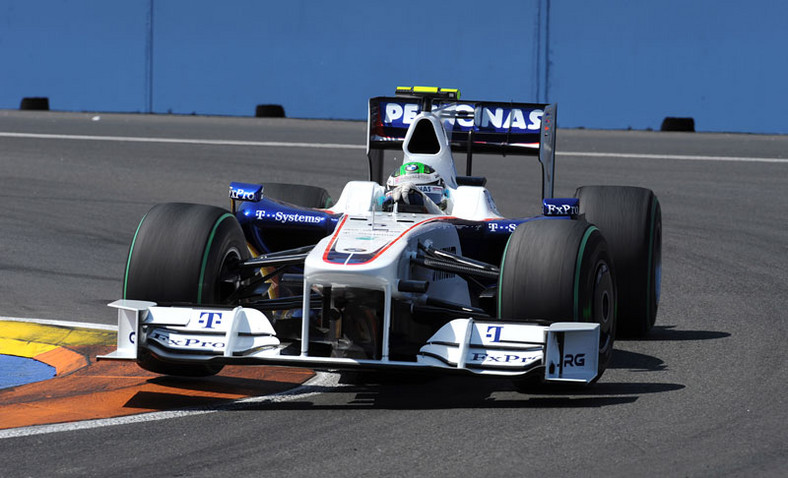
386;162;446;209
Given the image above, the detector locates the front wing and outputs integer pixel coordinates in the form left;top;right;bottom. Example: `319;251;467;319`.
98;300;600;383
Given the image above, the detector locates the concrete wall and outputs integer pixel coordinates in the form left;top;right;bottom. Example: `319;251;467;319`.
1;0;785;133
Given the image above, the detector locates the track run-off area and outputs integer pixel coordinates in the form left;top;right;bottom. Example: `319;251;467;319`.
0;110;786;477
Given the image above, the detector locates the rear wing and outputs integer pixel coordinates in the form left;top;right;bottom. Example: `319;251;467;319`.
366;93;557;199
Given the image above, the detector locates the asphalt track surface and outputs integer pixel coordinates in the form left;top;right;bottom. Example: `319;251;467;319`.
0;110;786;476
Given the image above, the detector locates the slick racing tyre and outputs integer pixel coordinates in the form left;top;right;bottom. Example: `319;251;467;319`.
575;186;661;337
498;219;617;384
124;203;250;376
262;183;334;209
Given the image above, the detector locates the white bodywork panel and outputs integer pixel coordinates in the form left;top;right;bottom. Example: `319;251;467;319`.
402;113;459;189
300;208;471;359
449;186;503;220
543;322;600;382
331;181;385;216
329;179;503;222
97;301;280;361
100;301;600;382
305;212;469;302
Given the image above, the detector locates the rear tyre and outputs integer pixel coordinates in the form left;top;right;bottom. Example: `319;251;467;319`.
124;203;250;376
575;186;661;337
262;183;334;209
499;219;616;388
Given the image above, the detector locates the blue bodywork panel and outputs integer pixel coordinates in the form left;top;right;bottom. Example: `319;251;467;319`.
229;182;263;202
543;198;579;217
232;183;570;262
235;195;340;254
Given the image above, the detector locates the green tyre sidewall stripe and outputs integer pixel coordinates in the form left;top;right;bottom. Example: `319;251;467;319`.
197;213;235;304
573;225;598;322
123;212;149;299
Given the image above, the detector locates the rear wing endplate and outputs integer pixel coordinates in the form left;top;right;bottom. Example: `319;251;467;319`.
366;96;557;198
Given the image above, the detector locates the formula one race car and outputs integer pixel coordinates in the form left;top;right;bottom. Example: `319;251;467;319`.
99;87;662;388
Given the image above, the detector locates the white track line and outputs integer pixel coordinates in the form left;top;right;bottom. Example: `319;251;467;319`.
0;371;341;439
557;151;788;163
1;131;786;163
0;131;365;150
0;316;116;331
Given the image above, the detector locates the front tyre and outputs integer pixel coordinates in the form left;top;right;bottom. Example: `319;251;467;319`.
124;203;250;376
499;219;617;384
575;186;661;337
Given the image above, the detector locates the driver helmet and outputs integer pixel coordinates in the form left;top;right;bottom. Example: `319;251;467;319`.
386;162;447;209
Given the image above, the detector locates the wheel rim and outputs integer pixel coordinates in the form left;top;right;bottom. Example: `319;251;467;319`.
593;261;615;355
215;247;243;304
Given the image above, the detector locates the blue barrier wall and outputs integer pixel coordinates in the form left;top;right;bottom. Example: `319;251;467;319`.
1;0;785;133
1;1;147;112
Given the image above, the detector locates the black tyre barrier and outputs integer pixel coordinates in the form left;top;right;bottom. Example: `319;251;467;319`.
20;97;50;111
255;104;285;117
661;117;695;132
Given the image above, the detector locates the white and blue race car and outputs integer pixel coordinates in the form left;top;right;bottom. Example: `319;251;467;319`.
100;87;662;389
